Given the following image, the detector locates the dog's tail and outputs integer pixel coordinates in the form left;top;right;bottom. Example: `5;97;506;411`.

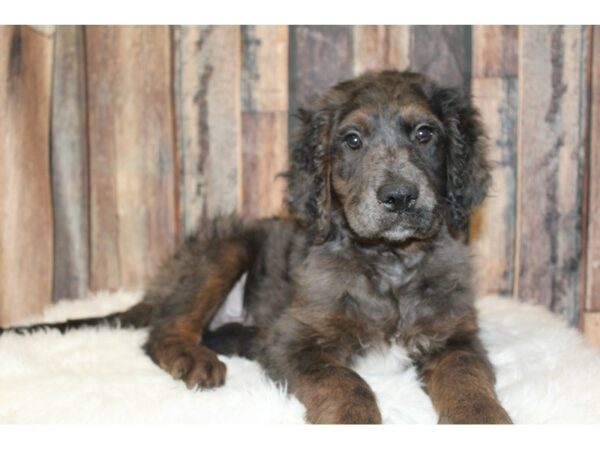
0;301;153;337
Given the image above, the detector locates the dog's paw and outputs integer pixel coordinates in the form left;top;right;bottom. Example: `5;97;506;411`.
146;336;227;389
169;344;227;390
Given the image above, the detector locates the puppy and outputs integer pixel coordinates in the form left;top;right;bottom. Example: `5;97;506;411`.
1;70;511;424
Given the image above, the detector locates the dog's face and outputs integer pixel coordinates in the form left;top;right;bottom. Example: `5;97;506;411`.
287;71;490;244
329;78;447;242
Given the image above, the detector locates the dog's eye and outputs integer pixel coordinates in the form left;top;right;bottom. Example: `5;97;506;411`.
344;133;363;150
415;125;434;144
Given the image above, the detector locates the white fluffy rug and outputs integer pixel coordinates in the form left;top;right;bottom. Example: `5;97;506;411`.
1;291;600;424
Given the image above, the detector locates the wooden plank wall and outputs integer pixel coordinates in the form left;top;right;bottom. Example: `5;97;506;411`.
86;26;179;292
516;26;589;326
174;26;241;234
585;26;600;346
51;26;89;302
240;26;289;219
0;25;598;346
471;26;593;330
470;26;519;299
0;26;54;324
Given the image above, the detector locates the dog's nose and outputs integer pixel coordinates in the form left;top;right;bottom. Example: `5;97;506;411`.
377;183;418;212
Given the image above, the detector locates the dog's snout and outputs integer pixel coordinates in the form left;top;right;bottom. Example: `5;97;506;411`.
377;183;418;212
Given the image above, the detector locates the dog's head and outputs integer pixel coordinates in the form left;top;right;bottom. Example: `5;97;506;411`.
287;70;490;244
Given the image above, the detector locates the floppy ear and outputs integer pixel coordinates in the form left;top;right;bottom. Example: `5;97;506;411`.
431;86;491;231
287;107;333;244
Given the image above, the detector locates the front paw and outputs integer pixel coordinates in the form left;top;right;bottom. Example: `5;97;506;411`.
439;396;512;424
145;335;227;389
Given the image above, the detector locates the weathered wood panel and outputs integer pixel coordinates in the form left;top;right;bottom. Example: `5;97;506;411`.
471;78;518;297
241;26;288;218
241;25;288;113
472;26;519;78
289;26;354;116
174;25;242;235
86;26;178;291
0;26;54;325
0;24;597;339
409;26;472;90
586;26;600;312
241;113;288;218
354;26;410;74
584;312;600;348
470;26;519;298
516;26;590;325
50;25;89;302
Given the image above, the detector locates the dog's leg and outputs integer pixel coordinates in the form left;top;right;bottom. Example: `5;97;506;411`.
143;219;258;389
419;336;512;424
261;319;382;424
292;353;382;424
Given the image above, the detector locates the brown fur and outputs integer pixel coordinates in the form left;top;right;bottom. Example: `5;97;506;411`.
295;365;382;424
2;71;511;424
142;234;254;389
421;340;512;424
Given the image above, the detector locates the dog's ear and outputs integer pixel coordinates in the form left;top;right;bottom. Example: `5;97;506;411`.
431;86;491;232
287;106;333;244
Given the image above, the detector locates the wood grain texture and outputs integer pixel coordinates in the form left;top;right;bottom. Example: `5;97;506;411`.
354;26;410;74
1;24;597;332
584;312;600;349
516;26;590;325
174;25;242;235
241;113;288;218
50;25;89;302
86;26;178;291
241;26;288;218
586;26;600;312
471;78;518;297
469;26;519;298
472;26;519;78
241;25;288;113
0;26;54;325
289;26;354;116
409;26;472;90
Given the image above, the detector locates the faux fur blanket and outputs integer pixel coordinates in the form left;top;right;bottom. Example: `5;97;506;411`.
1;291;600;424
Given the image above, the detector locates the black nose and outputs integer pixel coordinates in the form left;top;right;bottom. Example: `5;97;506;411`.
377;183;418;212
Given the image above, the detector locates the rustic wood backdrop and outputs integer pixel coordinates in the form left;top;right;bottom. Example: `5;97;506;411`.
1;25;598;347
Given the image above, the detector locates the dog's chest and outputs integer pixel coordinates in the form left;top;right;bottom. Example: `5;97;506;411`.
334;246;427;327
365;249;424;294
351;250;449;356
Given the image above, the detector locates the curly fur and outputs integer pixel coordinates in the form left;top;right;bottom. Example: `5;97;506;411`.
430;86;491;230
